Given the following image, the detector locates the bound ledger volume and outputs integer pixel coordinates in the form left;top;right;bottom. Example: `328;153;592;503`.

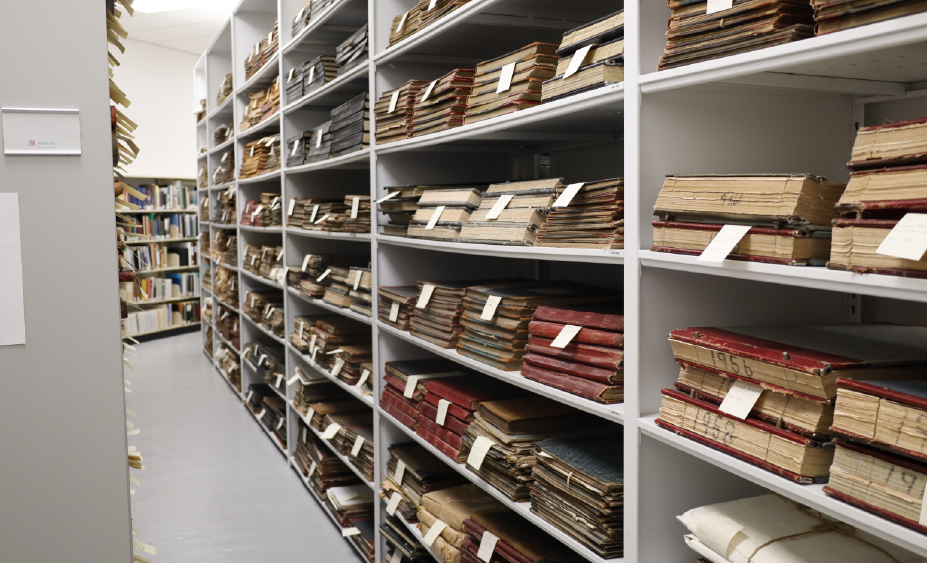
214;123;232;146
657;0;814;70
331;93;369;157
287;252;367;302
381;515;430;563
813;0;927;34
831;379;927;461
535;178;625;248
542;12;625;102
408;188;483;241
458;179;559;246
322;411;374;481
829;117;927;277
382;442;465;511
465;43;559;125
295;421;362;494
378;183;490;237
240;135;281;178
410;280;482;348
240;78;280;131
240;194;283;227
288;55;338;102
380;359;467;433
379;286;418;330
679;494;922;562
376;80;427;144
212;151;234;185
412;69;475;136
652;174;847;265
387;0;473;46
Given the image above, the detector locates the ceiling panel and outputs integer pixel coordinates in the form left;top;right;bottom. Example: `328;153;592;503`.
121;5;231;54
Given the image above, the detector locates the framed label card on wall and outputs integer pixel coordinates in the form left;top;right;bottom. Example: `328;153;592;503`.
1;108;81;155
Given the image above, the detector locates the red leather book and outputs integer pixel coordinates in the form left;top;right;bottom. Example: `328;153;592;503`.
837;377;927;411
676;359;826;404
423;392;474;421
418;417;464;450
521;363;623;403
421;400;470;435
384;373;426;402
522;352;620;384
416;423;465;462
532;305;624;332
381;401;418;431
526;335;623;370
381;387;422;421
425;376;516;409
529;321;623;348
464;511;577;563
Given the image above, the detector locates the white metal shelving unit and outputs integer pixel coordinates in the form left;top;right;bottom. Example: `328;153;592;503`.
195;0;927;561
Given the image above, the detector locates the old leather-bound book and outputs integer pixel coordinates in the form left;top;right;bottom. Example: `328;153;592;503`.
478;397;596;435
463;511;578;563
848;117;927;170
835;164;927;215
829;218;927;278
832;378;927;461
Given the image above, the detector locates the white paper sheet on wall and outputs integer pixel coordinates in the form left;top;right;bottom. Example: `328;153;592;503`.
0;193;25;345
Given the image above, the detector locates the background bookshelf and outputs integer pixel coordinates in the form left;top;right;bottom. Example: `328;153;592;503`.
194;2;927;562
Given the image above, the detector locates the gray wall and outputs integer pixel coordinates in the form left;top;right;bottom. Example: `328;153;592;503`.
0;2;133;562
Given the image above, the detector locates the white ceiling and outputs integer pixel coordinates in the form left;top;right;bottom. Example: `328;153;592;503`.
122;5;232;55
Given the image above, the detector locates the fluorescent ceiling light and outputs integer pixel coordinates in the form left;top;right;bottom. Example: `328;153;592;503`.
133;0;236;13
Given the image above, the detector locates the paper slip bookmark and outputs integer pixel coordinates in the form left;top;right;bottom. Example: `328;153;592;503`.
552;183;584;207
697;224;751;262
425;206;445;230
563;45;593;79
386;492;402;516
718;380;764;420
436;399;450;426
477;532;500;563
389;302;400;322
467;436;494;470
550;324;582;348
486;194;513;220
496;62;516;93
480;295;502;320
876;213;927;261
423;520;448;546
416;284;435;308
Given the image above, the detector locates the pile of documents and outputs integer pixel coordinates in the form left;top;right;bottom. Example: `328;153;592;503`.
240;194;283;227
210;229;237;264
535;177;625;248
343;194;371;233
337;25;369;76
244;343;285;393
520;305;624;403
213;123;232;146
380;183;489;237
216;73;233;106
381;443;465;521
542;12;625;102
244;21;278;79
461;397;597;500
293;376;352;418
461;511;578;563
458;179;558;246
378;286;418;330
287;253;367;300
287;56;338;103
288;197;340;229
812;0;927;34
411;69;475;137
465;43;559;125
239;135;281;178
212;151;234;185
387;0;473;46
651;174;846;266
411;280;474;348
216;344;241;388
294;419;363;495
285;131;312;167
380;359;463;431
830;117;927;277
417;485;504;563
213;264;239;304
326;484;375;528
322;411;374;481
407;187;483;241
290;314;370;374
376;80;427;144
531;432;624;557
331;93;369;157
240;77;280;131
657;0;814;70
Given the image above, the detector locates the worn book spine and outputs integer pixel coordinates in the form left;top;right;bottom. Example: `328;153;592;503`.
522;352;618;384
521;363;621;403
418;417;465;449
461;520;535;563
384;373;426;401
424;393;474;422
382;401;419;431
416;423;465;460
529;321;623;347
526;336;624;369
421;401;471;435
425;379;485;409
532;306;624;332
837;377;927;411
381;387;422;419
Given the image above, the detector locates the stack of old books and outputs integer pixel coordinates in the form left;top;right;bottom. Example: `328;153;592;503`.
214;265;239;304
381;515;430;563
240;194;283;227
214;123;232;146
215;188;238;226
812;0;927;34
240;78;281;131
304;198;349;231
331;93;369;157
217;310;240;350
418;484;505;563
210;230;236;264
216;345;241;388
461;511;579;563
239;135;281;178
657;324;927;484
290;313;367;355
535;177;625;248
411;280;479;348
542;12;625;103
343;195;371;233
322;411;374;482
408;187;484;241
457;280;619;371
465;43;559;125
241;243;280;277
243;342;285;391
244;21;279;79
680;494;919;562
245;384;287;447
347;519;376;563
521;305;624;403
292;3;311;37
381;443;466;523
346;266;373;317
411;69;475;137
531;432;624;558
657;0;814;70
389;5;422;45
212;151;234;185
304;56;339;97
199;165;208;188
294;419;363;495
419;376;517;463
379;286;418;330
337;25;369;75
322;262;370;310
380;183;489;236
651;174;847;266
242;289;280;324
292;377;352;418
298;394;367;435
285;132;312;167
326;483;375;527
326;343;373;386
461;397;597;501
380;359;465;431
288;197;339;229
304;120;333;163
376;80;427;144
458;179;559;246
285;62;305;102
287;253;367;300
829;117;927;277
217;73;233;106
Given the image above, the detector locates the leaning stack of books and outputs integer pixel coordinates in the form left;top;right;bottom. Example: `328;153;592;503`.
285;132;312;167
411;69;475;137
345;266;373;318
458;179;559;246
380;359;464;431
292;377;352;417
331;93;369;157
381;515;429;563
302;55;339;97
305;120;333;163
322;411;374;482
651;174;847;266
389;5;423;45
216;73;233;106
375;80;427;144
244;21;279;79
465;43;559;125
830;117;927;278
411;280;475;348
417;485;505;563
294;419;362;495
239;136;280;178
657;0;813;70
240;78;280;130
407;187;483;241
521;305;625;403
212;151;234;185
337;25;369;76
378;286;418;330
535;177;625;249
542;11;625;103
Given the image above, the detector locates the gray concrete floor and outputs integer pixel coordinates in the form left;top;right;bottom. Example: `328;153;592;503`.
127;332;362;563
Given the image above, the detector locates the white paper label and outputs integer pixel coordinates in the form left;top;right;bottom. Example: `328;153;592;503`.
423;520;447;547
376;191;400;204
416;284;436;309
246;390;253;402
351;197;360;219
315;214;329;225
428;0;438;9
308;67;315;84
876;213;927;261
698;224;752;262
301;426;307;443
275;373;284;388
342;527;361;537
312;347;318;362
386;492;402;516
425;206;445;230
388;91;400;113
467;435;494;470
317;269;331;282
288;67;295;82
351;435;364;457
397;11;408;31
697;511;744;559
302;255;311;272
391;550;403;563
276;417;284;430
309;460;317;476
291;140;299;157
718;379;764;420
310;204;320;223
552;183;584;207
395;460;406;485
436;399;450;426
307;407;316;421
486;194;513;220
706;0;734;14
477;532;499;563
310;334;318;353
287;374;300;386
288;198;296;215
422;80;437;102
550;324;582;348
389;301;400;322
480;295;502;321
315;126;323;148
322;422;342;439
331;358;345;376
496;62;517;93
356;369;370;389
563;45;593;79
256;408;266;420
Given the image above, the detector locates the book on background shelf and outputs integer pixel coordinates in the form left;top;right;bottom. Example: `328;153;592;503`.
216;73;232;106
212;150;235;185
117;182;197;210
336;25;369;75
240;135;281;178
814;0;927;34
210;230;238;266
387;0;473;46
124;301;200;335
244;20;279;80
214;123;232;146
542;12;625;103
407;188;483;241
240;77;281;131
331;93;370;157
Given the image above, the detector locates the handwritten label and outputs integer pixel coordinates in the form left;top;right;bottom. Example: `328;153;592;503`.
697;224;751;262
386;492;402;516
423;520;447;546
718;379;764;420
388;90;401;113
389;302;400;322
552;183;584;207
416;284;436;309
876;213;927;261
486;194;513;220
437;399;450;426
351;435;364;457
425;206;445;230
706;0;734;14
480;295;502;321
467;436;494;470
550;324;582;348
563;45;593;79
496;62;517;93
477;532;499;563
